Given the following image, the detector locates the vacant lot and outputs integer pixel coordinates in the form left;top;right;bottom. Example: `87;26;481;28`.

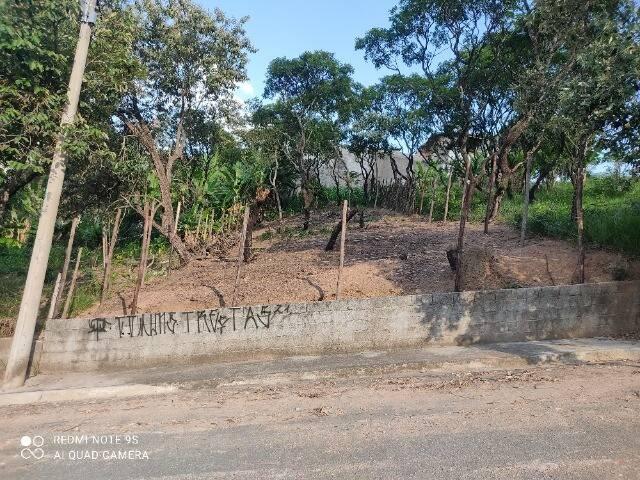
83;210;639;318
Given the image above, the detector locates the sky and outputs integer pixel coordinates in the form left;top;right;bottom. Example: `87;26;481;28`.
200;0;399;101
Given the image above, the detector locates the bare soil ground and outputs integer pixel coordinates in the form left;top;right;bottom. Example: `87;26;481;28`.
85;209;640;317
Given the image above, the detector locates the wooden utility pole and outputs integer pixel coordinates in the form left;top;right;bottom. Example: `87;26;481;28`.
61;248;83;319
335;200;348;299
232;206;250;307
4;0;97;388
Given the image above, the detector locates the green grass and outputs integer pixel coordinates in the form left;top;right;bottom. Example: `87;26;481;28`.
314;175;639;256
0;238;66;333
0;234;174;327
502;176;640;256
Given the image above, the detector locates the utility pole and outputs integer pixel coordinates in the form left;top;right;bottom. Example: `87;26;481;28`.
3;0;97;389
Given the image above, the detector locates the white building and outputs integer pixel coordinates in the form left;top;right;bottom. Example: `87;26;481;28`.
318;147;413;187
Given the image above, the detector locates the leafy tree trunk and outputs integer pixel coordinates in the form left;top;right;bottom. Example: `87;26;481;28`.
454;138;473;292
488;174;508;223
483;154;497;234
521;153;533;246
244;188;270;262
520;141;541;245
571;185;578;222
334;179;341;205
389;152;407;183
485;117;531;228
428;176;436;223
529;165;552;203
362;173;370;206
243;207;255;263
273;187;283;222
123;119;190;263
301;164;314;231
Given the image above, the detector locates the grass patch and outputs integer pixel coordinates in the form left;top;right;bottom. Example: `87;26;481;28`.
502;176;640;256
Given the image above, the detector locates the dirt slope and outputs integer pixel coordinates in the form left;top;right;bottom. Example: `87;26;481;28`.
84;209;639;317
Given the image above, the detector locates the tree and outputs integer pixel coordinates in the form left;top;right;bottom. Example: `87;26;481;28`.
368;75;435;184
537;0;639;282
347;86;390;204
117;0;253;262
357;0;517;290
259;50;357;229
0;0;140;224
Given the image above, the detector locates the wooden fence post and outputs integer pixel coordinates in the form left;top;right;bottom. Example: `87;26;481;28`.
167;201;181;274
130;202;154;315
55;215;80;317
61;247;83;319
335;200;348;299
232;206;251;307
101;207;123;303
443;167;453;222
47;273;62;321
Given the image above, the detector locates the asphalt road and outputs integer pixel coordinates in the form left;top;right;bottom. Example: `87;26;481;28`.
1;353;639;479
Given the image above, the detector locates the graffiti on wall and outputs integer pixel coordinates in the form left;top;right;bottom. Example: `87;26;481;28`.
87;305;291;341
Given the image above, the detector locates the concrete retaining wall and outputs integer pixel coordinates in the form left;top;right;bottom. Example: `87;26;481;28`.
37;281;640;373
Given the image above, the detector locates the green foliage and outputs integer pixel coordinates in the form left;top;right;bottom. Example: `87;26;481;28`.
505;176;640;255
0;0;141;225
180;149;270;231
256;50;358;204
0;240;65;325
264;51;356;121
0;0;76;175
